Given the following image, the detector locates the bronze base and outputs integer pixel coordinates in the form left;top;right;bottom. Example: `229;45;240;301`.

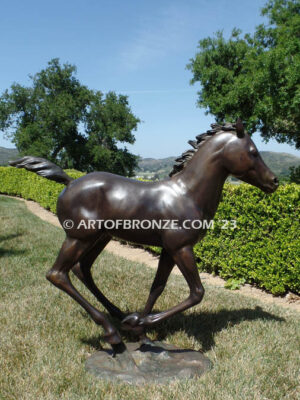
85;341;212;385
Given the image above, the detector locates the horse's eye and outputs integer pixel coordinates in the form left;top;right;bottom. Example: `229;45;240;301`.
250;150;258;157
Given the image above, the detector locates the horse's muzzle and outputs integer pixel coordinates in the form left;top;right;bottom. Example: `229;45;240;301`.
263;176;279;193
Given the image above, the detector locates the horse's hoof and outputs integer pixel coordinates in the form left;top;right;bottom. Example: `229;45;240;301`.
122;312;141;328
104;329;122;345
138;313;159;326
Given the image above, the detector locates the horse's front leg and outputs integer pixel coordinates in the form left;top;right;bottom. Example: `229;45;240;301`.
123;246;204;329
141;248;175;315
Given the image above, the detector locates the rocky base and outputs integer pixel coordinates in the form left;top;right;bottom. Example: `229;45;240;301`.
85;341;212;385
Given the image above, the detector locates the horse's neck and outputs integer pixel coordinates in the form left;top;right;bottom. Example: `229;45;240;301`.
174;144;228;218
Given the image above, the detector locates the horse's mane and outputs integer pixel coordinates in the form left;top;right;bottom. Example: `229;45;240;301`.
169;122;237;177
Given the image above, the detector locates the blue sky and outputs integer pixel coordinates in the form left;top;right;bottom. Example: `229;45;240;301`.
1;0;299;158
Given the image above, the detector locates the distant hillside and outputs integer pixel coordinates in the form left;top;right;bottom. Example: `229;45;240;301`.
259;151;300;178
136;151;300;180
137;157;175;175
0;147;19;165
1;147;299;179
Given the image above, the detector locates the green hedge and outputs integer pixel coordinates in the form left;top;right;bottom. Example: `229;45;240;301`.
0;166;299;295
0;167;84;213
192;184;299;295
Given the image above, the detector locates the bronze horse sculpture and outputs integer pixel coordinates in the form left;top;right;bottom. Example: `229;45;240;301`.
10;120;279;356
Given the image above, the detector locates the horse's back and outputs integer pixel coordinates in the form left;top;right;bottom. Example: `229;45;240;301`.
56;171;156;222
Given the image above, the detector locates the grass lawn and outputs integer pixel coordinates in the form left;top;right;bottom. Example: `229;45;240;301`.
0;196;299;400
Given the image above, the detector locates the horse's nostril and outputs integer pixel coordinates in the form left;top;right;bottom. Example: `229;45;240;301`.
273;177;279;185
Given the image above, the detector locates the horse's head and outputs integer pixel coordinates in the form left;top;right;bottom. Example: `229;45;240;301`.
222;120;279;193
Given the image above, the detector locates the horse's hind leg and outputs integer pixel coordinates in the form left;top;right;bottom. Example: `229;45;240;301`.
122;248;174;336
46;237;125;354
71;236;125;320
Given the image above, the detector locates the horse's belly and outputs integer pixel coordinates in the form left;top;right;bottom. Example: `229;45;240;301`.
110;229;163;247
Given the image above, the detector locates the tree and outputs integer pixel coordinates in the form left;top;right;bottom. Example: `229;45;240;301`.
0;59;140;175
187;0;300;149
289;165;300;183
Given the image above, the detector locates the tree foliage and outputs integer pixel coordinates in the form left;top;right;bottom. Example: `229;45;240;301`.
187;0;300;148
289;165;300;183
0;59;140;175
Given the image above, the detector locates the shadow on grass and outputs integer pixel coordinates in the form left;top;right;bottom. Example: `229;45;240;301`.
0;232;28;258
153;306;285;352
0;248;28;258
81;335;105;351
80;306;284;352
0;232;24;242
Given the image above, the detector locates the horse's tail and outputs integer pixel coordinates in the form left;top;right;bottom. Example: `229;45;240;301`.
9;156;74;186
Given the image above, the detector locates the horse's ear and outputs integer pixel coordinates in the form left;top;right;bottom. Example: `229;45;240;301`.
236;118;245;138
